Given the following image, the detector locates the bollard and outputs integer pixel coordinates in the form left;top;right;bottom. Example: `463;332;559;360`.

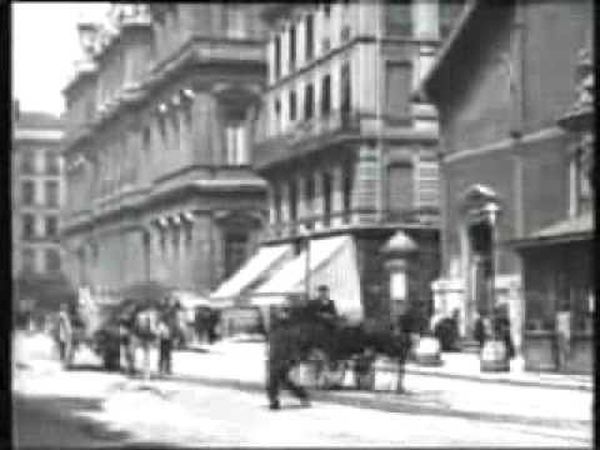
373;357;402;392
415;335;443;366
342;359;357;389
480;339;510;372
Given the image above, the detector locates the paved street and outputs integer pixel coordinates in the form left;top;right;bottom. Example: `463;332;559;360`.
13;332;593;448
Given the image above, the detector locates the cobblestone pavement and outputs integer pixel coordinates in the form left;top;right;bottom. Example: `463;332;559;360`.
12;332;593;448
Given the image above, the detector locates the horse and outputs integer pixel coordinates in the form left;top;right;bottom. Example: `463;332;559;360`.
264;304;412;408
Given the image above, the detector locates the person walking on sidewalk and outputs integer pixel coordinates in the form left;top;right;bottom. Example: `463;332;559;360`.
136;309;157;380
157;316;173;376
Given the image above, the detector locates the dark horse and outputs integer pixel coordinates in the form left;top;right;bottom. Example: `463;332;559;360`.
265;304;412;409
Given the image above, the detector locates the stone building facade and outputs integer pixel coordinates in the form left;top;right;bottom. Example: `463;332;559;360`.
420;0;593;354
212;1;465;329
12;107;72;316
61;4;269;296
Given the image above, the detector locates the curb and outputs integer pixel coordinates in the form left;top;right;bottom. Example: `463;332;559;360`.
403;366;593;392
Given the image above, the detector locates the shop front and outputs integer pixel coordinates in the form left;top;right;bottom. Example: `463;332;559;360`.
514;213;593;374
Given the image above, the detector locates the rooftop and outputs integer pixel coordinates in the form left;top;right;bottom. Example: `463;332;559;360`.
15;111;65;130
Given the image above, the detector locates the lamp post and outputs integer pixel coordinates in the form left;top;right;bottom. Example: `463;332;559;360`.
479;201;509;372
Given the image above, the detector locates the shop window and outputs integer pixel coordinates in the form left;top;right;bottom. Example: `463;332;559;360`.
22;180;35;205
22;214;35;240
224;232;248;279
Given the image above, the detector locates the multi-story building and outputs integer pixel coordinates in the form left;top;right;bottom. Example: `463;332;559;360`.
12;106;72;319
212;1;465;329
420;0;593;370
61;4;269;297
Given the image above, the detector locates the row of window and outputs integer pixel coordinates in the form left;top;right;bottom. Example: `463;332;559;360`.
273;62;351;133
272;168;353;224
273;3;351;81
21;214;59;240
20;180;60;207
21;247;61;273
20;151;61;175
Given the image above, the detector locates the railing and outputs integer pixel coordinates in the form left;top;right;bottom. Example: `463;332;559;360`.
262;207;439;241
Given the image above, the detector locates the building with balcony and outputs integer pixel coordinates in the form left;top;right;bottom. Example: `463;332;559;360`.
211;1;466;329
419;0;593;370
12;106;73;320
61;4;269;297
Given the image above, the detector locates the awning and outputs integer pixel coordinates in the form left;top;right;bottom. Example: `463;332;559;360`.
251;235;363;321
171;290;211;309
510;211;593;249
210;244;293;302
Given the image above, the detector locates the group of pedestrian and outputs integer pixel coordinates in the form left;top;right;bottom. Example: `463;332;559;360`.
119;296;182;379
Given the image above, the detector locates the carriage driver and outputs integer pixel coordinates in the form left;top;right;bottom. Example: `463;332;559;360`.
307;285;338;324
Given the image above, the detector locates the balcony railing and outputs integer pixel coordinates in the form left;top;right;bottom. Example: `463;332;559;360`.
263;207;439;241
254;110;360;168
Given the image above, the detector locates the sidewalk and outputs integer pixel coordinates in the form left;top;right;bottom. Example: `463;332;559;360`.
404;352;593;391
186;339;593;392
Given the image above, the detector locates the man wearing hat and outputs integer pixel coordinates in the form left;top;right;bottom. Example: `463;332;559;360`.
307;285;338;325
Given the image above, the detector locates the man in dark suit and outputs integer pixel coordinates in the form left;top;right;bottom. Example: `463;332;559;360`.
266;306;311;410
307;285;338;324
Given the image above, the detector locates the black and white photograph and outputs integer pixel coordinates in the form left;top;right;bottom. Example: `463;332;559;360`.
9;1;594;448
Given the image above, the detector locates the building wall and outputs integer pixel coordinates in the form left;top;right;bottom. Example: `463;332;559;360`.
430;0;593;342
62;4;268;296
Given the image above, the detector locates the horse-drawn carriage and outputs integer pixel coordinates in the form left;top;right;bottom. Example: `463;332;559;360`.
266;302;412;394
54;293;124;371
53;282;182;371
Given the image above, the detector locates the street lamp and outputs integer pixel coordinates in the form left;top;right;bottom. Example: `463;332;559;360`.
479;201;510;372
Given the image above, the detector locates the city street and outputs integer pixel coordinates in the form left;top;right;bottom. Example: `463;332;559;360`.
13;331;593;448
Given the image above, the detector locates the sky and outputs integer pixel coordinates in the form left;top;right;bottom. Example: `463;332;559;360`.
12;2;110;116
